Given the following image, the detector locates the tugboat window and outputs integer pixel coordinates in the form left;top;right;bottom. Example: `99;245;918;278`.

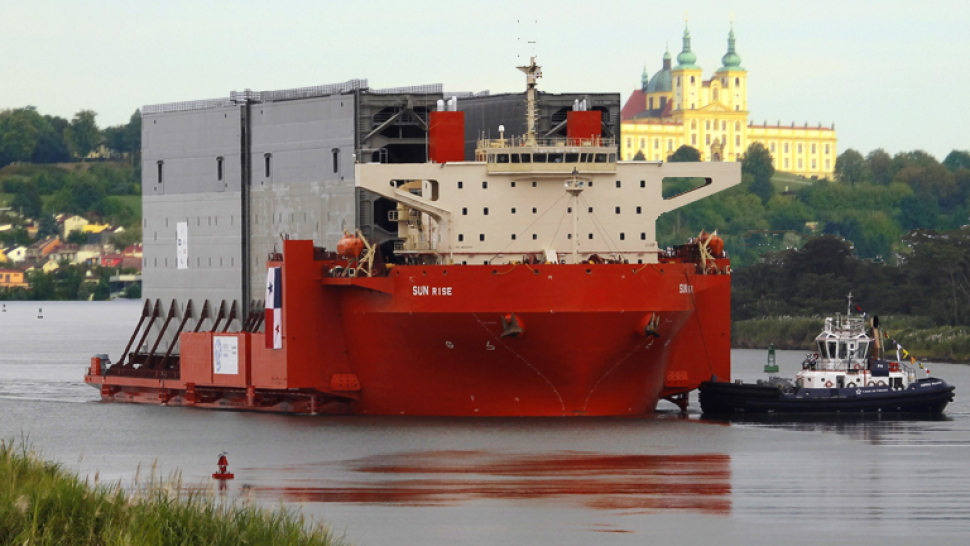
839;343;848;359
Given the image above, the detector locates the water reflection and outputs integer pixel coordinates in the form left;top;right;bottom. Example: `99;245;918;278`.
246;450;731;514
704;413;961;445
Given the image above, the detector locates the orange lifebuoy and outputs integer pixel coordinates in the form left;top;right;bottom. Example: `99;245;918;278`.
825;380;833;388
853;363;863;370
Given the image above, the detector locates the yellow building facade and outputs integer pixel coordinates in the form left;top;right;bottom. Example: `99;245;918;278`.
621;24;837;178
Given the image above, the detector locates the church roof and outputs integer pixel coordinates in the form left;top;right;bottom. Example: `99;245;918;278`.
621;90;646;120
646;66;672;93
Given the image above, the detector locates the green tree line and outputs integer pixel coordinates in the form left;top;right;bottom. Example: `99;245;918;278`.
0;107;140;167
658;144;970;267
732;230;970;328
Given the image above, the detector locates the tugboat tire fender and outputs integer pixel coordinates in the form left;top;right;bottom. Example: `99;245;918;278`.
876;380;887;387
867;381;875;387
825;381;833;388
846;382;857;388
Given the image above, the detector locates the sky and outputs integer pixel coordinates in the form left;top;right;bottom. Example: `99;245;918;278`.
2;0;969;159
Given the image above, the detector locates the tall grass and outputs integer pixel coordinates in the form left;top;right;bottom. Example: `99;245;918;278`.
733;315;970;363
0;439;346;546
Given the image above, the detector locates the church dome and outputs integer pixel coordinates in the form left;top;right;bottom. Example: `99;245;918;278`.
676;25;698;69
646;47;673;92
647;67;672;93
718;24;746;72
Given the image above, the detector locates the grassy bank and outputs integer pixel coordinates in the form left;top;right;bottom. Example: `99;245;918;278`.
732;316;970;363
0;440;346;546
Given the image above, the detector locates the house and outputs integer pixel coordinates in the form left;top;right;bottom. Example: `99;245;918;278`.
123;243;143;258
101;254;142;271
62;215;89;237
48;244;79;264
5;246;27;263
24;238;61;264
0;268;27;288
76;244;103;265
42;260;60;273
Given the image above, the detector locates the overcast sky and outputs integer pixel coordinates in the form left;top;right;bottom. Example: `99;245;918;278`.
3;0;968;159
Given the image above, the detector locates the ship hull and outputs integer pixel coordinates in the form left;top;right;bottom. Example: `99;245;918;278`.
699;379;955;416
86;241;732;416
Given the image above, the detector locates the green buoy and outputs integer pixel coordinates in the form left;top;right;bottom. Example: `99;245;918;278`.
764;343;779;373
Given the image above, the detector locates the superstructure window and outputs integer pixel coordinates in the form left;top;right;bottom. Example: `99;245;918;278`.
594;154;607;163
615;180;621;188
521;154;531;163
482;181;488;189
533;154;547;163
532;207;537;214
462;207;468;215
459;234;464;242
479;234;485;241
636;206;642;214
217;157;223;181
332;148;340;173
157;161;163;184
511;154;520;163
640;233;646;240
548;153;564;163
497;154;509;164
264;154;272;177
511;208;516;214
565;153;579;163
458;181;463;189
620;233;625;240
615;207;621;214
483;207;489;215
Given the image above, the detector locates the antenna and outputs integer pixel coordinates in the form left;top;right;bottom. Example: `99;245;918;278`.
516;18;539;60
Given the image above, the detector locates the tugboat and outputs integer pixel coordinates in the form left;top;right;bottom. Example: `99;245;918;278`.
700;297;955;415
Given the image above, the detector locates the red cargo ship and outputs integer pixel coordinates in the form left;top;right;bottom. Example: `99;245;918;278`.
85;59;740;416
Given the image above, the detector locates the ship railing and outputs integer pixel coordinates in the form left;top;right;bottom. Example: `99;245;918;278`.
476;136;616;150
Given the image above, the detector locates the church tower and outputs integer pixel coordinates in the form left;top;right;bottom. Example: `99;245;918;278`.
671;22;703;112
715;23;747;112
671;22;704;151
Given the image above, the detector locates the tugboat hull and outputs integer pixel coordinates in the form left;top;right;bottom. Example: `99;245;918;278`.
699;379;955;416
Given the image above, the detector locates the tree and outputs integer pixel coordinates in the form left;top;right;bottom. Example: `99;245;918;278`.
834;149;869;185
65;110;100;159
742;142;775;204
668;145;701;162
943;150;970;172
0;108;43;166
10;180;42;218
66;229;88;245
632;150;645;160
37;214;59;239
866;149;893;185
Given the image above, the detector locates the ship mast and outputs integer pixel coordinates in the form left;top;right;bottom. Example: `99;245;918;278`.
565;168;585;262
517;56;542;146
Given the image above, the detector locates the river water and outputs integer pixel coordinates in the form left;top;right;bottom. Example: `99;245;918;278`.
1;300;969;545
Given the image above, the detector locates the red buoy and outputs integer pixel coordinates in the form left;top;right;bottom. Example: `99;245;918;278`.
212;453;234;480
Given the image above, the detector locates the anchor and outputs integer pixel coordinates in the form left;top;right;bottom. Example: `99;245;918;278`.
500;313;525;338
639;313;661;338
